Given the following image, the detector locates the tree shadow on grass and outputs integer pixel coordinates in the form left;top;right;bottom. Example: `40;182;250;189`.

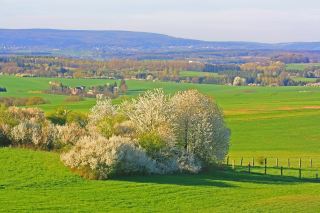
114;172;236;188
113;167;319;187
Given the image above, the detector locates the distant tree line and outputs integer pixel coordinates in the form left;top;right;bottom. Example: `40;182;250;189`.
272;53;310;64
0;56;318;86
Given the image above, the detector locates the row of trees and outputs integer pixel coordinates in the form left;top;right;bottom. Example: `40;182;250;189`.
0;89;230;179
0;56;204;78
0;96;47;107
1;56;314;86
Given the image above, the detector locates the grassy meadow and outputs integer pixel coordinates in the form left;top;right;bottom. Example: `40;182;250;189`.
1;75;320;211
286;63;320;71
179;70;221;77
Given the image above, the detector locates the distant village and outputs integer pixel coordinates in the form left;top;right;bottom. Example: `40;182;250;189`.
47;80;128;98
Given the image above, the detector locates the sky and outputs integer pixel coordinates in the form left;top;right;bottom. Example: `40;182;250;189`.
1;0;320;43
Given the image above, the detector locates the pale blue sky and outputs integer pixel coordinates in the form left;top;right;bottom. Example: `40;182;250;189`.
1;0;320;42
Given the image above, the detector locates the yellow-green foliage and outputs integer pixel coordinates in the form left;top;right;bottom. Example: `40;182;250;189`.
97;114;127;138
64;96;85;103
138;131;166;156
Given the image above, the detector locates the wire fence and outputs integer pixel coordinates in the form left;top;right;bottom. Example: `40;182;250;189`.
224;156;320;180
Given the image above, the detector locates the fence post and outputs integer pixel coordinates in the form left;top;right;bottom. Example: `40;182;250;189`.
299;168;302;179
280;166;283;176
310;158;313;168
240;157;243;167
316;172;318;180
264;158;267;175
248;163;251;174
299;158;302;169
288;158;290;168
252;157;255;167
232;160;235;171
226;156;229;166
276;158;279;168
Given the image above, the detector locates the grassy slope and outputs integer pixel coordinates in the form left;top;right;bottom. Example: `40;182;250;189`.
1;75;320;157
1;148;320;212
1;76;320;211
286;63;320;71
291;77;318;83
179;71;221;77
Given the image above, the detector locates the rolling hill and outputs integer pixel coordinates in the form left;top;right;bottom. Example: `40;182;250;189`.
0;29;320;59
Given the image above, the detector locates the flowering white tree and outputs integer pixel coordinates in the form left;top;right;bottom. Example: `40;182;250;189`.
56;122;88;146
171;90;230;163
122;89;176;147
89;97;116;125
122;89;172;133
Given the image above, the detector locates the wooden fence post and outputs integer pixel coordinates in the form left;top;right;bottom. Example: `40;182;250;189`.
232;160;235;171
248;163;251;174
299;158;302;169
299;168;302;179
276;158;279;168
280;166;283;176
316;172;318;180
252;157;255;167
264;158;267;175
240;157;243;167
288;158;290;168
226;156;229;166
310;158;313;168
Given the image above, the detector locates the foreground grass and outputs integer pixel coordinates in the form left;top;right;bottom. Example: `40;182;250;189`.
1;148;320;212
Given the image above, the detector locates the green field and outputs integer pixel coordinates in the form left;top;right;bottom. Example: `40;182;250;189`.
286;63;320;71
291;77;318;83
1;75;320;211
1;148;320;212
179;70;221;77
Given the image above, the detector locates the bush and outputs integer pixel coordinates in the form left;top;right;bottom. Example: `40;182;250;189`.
0;105;18;127
47;107;70;125
25;97;48;106
0;96;47;107
47;108;88;127
0;124;11;146
56;123;88;148
61;135;159;179
10;120;58;150
65;96;84;103
96;114;127;138
66;112;88;127
8;107;45;122
138;131;166;156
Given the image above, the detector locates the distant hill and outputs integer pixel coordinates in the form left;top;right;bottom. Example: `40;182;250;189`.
0;29;320;59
